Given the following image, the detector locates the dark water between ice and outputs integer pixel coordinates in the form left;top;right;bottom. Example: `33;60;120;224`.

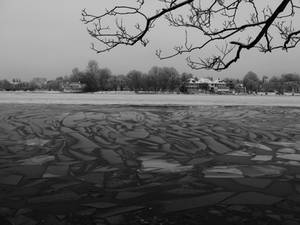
0;104;300;225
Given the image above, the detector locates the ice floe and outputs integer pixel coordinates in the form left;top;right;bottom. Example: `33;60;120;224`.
139;155;192;173
243;142;272;151
19;155;55;165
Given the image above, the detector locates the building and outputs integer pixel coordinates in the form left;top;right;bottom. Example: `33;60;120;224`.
63;82;86;93
186;77;230;94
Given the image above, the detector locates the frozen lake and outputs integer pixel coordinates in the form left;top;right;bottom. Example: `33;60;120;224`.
0;104;300;224
0;91;299;106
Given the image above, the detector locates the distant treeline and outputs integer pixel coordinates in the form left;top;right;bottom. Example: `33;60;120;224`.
1;60;300;93
226;71;300;94
66;60;195;93
0;60;193;93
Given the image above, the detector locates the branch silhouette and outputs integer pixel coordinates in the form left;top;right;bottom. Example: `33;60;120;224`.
82;0;300;71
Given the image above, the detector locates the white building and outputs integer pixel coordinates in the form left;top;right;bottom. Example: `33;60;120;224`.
186;77;230;93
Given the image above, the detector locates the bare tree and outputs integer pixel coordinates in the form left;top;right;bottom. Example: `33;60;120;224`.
82;0;300;71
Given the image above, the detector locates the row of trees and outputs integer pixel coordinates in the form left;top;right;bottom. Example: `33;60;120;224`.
0;61;193;93
1;61;300;94
229;71;300;94
61;60;193;92
58;66;300;94
0;77;49;91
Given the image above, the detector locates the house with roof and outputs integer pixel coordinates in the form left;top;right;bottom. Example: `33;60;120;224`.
185;77;230;94
63;82;86;93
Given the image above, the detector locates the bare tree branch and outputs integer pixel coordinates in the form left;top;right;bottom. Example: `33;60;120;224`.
82;0;300;71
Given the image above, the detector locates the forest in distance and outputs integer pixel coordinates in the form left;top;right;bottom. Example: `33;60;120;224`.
1;60;300;94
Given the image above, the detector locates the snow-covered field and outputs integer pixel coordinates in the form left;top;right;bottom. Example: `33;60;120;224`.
0;91;299;106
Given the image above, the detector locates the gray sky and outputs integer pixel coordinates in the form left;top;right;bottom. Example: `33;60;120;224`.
0;0;300;81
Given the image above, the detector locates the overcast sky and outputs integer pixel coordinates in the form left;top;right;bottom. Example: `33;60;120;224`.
1;0;300;81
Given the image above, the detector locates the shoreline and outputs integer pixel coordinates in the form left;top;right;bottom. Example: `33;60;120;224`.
0;92;299;107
